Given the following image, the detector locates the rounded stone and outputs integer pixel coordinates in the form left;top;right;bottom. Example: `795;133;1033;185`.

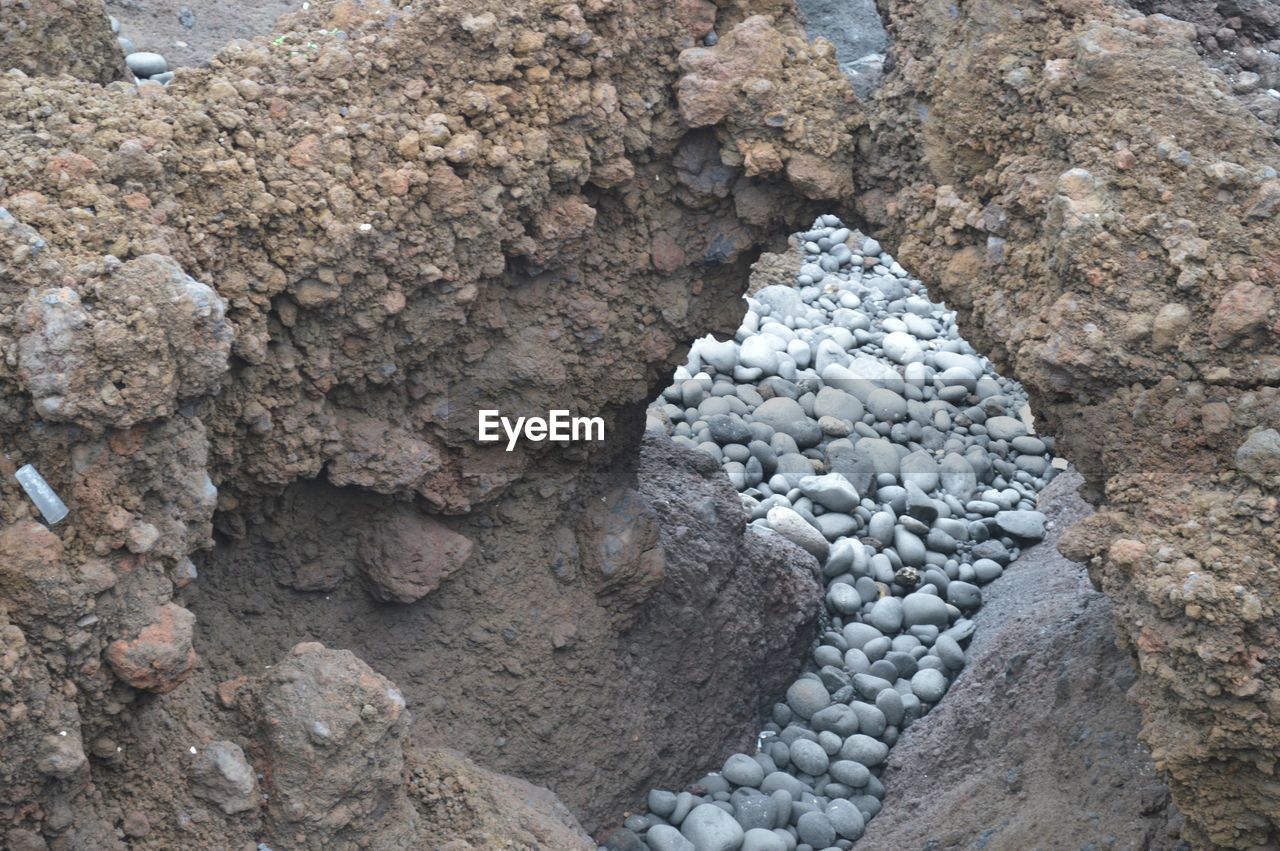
125;52;168;78
911;668;949;703
723;753;765;788
788;738;830;776
826;798;866;840
647;824;696;851
902;592;950;628
680;803;745;851
786;678;831;720
796;811;837;848
741;828;787;851
840;734;889;766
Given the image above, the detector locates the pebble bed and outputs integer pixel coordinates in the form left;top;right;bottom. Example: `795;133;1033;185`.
111;14;177;85
620;216;1059;851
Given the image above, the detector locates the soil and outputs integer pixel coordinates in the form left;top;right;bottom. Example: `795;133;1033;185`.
860;468;1188;850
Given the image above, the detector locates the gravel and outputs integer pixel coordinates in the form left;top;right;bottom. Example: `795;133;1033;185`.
627;216;1057;848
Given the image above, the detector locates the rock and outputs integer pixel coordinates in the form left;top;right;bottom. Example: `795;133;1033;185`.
911;668;948;703
946;581;982;612
358;513;473;603
188;740;258;814
798;472;859;512
994;510;1046;541
647;824;697;851
252;643;415;846
680;804;744;851
899;451;940;492
902;592;949;628
881;331;923;364
826;798;866;840
740;828;787;851
813;386;864;422
984;416;1027;441
866;596;904;633
766;506;830;561
797;811;837;847
939;453;978;500
788;738;830;775
723;753;765;788
105;603;198;693
865;387;908;422
125;52;168;78
1235;429;1280;486
786;678;831;720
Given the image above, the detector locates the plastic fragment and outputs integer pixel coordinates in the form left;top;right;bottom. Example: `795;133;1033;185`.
14;464;69;524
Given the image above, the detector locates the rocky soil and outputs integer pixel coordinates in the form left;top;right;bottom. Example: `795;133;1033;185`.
2;0;1279;848
856;0;1280;845
0;0;853;847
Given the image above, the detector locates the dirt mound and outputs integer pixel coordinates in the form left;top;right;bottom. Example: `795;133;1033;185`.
859;0;1280;845
0;0;128;85
0;0;854;845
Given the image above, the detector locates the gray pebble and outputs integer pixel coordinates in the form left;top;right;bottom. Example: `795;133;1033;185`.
680;804;744;851
126;51;168;78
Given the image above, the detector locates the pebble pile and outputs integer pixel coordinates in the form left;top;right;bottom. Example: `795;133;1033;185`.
111;15;175;85
620;217;1059;851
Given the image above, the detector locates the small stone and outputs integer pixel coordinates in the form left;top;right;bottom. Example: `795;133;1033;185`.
798;472;859;512
911;668;949;703
902;592;949;628
788;738;829;776
189;740;258;814
126;52;168;78
647;824;696;851
840;734;888;766
865;596;904;633
985;416;1027;441
786;678;831;720
796;811;837;848
826;798;866;840
740;828;787;851
1236;429;1280;486
766;506;829;561
723;753;765;788
680;803;745;851
994;510;1047;541
947;580;982;612
865;388;907;422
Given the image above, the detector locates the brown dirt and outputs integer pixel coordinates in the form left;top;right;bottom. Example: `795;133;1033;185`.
859;0;1280;845
0;0;853;847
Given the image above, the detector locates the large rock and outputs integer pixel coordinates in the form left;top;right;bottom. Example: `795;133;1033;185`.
358;512;474;603
249;643;416;847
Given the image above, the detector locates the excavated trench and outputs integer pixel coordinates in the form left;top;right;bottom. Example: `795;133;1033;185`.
1;0;1279;850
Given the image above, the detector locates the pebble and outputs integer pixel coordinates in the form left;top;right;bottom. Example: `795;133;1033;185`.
680;804;744;851
911;668;949;703
633;215;1056;843
723;753;766;788
126;52;168;78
